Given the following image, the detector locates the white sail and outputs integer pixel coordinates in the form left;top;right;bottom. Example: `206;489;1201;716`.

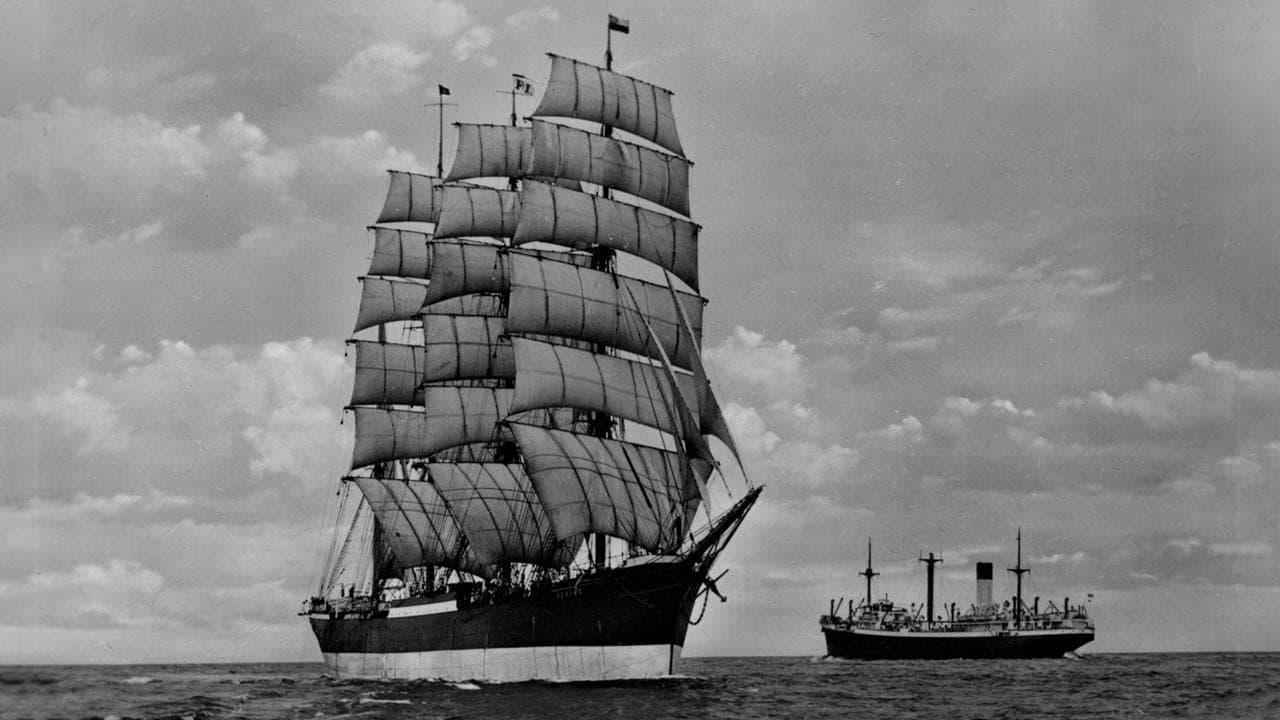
445;124;530;182
426;463;581;568
354;277;428;332
349;319;514;405
512;181;699;290
421;241;508;306
350;340;424;406
532;54;685;157
527;119;691;217
434;185;523;240
422;243;592;306
350;388;514;469
369;227;432;278
506;252;704;369
376;171;443;225
422;314;514;381
510;424;696;552
508;337;699;439
352;477;491;578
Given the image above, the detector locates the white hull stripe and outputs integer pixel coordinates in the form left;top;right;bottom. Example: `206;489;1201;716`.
323;643;681;682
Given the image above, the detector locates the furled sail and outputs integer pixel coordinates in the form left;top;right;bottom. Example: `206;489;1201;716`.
527;119;691;217
376;171;444;225
508;337;699;439
531;54;685;157
506;253;704;369
445;124;530;182
350;388;515;469
512;181;700;290
434;185;522;240
369;227;431;278
510;423;697;552
354;277;428;332
349;317;514;405
351;477;492;578
426;463;581;568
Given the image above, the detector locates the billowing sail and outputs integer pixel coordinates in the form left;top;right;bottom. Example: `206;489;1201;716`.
422;243;592;306
350;388;514;469
376;171;443;225
532;54;685;157
511;424;695;552
349;318;514;405
426;463;581;568
508;337;699;439
512;181;699;290
354;277;428;332
506;253;704;369
445;124;529;182
352;477;492;577
434;185;522;240
527;119;691;217
369;227;431;278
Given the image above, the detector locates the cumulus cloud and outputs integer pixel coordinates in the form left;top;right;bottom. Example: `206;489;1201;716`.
705;327;806;404
14;337;349;507
0;100;209;226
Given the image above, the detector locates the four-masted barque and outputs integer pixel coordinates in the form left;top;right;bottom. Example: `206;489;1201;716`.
303;17;760;682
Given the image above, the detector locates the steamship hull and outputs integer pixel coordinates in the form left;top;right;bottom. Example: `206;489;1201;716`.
309;557;705;681
820;622;1094;660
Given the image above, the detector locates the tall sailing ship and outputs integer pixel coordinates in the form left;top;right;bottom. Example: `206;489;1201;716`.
820;531;1095;660
303;18;760;682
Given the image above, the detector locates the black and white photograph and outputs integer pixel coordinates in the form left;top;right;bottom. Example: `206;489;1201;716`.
2;1;1277;717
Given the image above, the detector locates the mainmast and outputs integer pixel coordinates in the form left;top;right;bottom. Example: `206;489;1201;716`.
589;13;631;569
918;551;942;628
858;538;878;608
1008;528;1030;627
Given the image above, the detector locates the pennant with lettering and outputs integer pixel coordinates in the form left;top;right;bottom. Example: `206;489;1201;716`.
513;74;533;96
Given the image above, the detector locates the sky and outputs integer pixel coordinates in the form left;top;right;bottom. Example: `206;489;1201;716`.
1;0;1278;663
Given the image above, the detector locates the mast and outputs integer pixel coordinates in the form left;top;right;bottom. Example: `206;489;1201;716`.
918;551;942;628
590;13;630;569
1008;527;1030;627
858;538;878;608
431;85;453;176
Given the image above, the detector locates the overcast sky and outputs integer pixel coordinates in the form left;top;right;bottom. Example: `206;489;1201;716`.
2;0;1278;663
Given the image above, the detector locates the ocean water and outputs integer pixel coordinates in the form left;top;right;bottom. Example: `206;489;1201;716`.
2;654;1277;719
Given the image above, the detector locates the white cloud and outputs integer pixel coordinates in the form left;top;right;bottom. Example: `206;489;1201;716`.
506;7;560;27
705;327;805;404
0;100;209;223
214;112;299;186
452;26;496;64
321;43;431;104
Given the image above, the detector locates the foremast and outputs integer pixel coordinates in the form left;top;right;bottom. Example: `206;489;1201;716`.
318;17;754;603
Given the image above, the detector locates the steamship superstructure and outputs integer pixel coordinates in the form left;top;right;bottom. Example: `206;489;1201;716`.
302;17;760;682
820;531;1095;659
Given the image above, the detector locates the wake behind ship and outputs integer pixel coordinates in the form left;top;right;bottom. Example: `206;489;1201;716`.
821;531;1094;660
302;17;760;682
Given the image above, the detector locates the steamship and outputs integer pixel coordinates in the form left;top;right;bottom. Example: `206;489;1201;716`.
820;531;1095;660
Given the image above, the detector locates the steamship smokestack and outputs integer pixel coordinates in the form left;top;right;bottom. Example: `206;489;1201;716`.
976;562;993;608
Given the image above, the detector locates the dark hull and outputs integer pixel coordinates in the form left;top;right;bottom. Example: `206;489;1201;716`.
312;559;702;654
822;623;1094;660
308;487;760;681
